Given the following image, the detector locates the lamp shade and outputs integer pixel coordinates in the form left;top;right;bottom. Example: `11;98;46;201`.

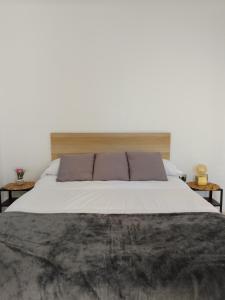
196;164;208;176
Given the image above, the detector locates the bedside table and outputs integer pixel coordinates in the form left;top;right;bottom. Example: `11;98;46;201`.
187;182;223;213
0;181;35;213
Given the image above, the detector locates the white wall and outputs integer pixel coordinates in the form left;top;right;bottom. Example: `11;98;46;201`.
0;129;3;186
0;1;225;191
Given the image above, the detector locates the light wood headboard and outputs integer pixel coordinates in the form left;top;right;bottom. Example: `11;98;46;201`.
51;132;171;160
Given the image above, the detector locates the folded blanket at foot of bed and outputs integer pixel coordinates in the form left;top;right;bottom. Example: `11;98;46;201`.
0;212;225;300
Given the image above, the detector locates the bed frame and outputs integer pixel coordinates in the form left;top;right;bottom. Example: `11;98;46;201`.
51;132;171;160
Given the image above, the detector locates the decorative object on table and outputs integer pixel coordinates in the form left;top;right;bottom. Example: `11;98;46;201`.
195;164;208;186
0;181;35;213
187;181;223;213
15;168;25;184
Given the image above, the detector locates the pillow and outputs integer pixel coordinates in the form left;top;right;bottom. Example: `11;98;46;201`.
163;159;184;176
41;158;60;177
93;152;129;181
127;152;168;181
57;154;94;182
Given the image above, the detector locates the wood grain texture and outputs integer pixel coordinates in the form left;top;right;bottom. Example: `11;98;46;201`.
51;132;171;160
3;182;35;191
187;182;221;191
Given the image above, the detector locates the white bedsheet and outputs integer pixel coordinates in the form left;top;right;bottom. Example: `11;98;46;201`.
6;176;218;214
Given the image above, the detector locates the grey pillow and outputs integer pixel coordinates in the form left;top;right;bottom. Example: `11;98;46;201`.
127;152;168;181
93;152;129;181
57;154;94;182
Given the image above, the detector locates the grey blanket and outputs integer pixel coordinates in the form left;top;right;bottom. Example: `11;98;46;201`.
1;212;225;300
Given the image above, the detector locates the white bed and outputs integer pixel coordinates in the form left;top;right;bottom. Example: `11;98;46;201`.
6;175;218;214
2;132;224;300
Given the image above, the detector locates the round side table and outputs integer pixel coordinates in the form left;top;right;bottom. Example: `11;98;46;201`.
187;181;223;212
0;181;35;212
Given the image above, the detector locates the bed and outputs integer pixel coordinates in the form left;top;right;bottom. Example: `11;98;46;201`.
1;133;225;300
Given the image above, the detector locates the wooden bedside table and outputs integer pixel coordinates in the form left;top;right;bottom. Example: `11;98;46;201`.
187;182;223;213
0;181;35;213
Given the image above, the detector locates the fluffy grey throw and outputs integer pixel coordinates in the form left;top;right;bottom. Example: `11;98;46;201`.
0;212;225;300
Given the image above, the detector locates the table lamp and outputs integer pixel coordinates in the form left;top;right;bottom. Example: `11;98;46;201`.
195;164;208;186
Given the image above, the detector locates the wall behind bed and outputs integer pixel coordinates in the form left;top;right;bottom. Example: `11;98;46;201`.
0;0;224;197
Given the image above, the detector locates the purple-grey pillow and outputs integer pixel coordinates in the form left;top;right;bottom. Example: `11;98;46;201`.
127;152;168;181
93;152;129;181
57;154;94;182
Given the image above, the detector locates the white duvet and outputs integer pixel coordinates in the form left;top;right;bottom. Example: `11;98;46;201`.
6;176;218;214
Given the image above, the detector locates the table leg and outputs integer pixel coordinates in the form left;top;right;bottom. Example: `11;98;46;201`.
0;191;2;213
220;189;223;213
209;191;213;203
9;191;12;201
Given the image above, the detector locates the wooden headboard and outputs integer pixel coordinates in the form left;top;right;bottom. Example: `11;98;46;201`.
51;132;171;160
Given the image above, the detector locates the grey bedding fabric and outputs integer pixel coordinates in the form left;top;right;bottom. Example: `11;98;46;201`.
127;152;167;181
1;212;225;300
57;154;95;182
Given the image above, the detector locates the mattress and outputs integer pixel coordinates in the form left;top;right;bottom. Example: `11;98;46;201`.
6;175;218;214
